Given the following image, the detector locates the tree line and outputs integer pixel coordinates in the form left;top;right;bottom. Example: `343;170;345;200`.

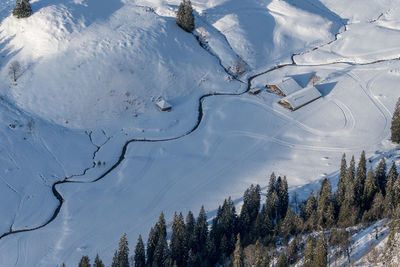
74;151;400;267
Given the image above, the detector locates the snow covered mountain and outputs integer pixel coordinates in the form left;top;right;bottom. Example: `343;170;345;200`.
0;0;398;265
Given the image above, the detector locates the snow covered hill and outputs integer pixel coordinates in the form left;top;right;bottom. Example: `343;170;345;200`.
0;0;398;265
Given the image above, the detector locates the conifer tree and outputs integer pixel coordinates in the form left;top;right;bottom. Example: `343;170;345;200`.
384;163;398;216
354;151;367;208
314;234;328;267
255;204;273;245
79;255;90;267
303;191;318;232
194;206;208;256
185;211;195;253
134;235;146;267
279;177;289;221
94;254;105;267
317;178;335;228
375;158;387;194
276;252;288;267
111;251;118;267
304;236;315;267
61;263;66;267
280;208;299;241
152;237;170;267
239;184;261;245
363;168;378;213
391;97;400;143
233;234;243;267
176;0;195;32
113;233;129;267
170;213;187;267
146;227;157;266
337;153;347;206
286;237;299;264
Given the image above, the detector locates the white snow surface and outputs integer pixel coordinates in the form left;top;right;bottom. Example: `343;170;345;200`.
0;0;398;266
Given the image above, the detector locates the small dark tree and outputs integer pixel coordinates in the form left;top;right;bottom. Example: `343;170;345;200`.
276;252;288;267
94;254;105;267
314;234;328;267
134;235;146;267
79;255;91;267
391;97;400;143
9;60;20;82
12;0;32;18
176;0;195;32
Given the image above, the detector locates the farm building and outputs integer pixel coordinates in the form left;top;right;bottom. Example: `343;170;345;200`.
266;78;303;96
156;99;172;111
278;86;322;111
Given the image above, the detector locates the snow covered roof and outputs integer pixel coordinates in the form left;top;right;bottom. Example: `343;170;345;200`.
279;86;321;110
156;99;172;111
267;78;302;96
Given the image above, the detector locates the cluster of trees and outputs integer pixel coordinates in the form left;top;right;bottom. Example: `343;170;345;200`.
12;0;32;18
176;0;195;32
75;153;400;267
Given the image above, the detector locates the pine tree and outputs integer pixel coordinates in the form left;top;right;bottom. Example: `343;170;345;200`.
146;227;157;267
391;97;400;143
185;211;195;253
233;234;243;267
384;162;398;217
94;254;105;267
152;237;170;267
304;236;315;267
170;213;187;267
363;168;378;214
176;0;195;32
314;234;328;267
114;233;129;267
279;177;289;221
375;158;387;194
134;235;146;267
317;178;335;228
280;208;299;241
239;184;261;245
255;204;274;245
194;206;208;256
337;153;347;206
111;251;118;267
303;191;318;232
354;151;367;209
12;0;32;18
79;255;90;267
276;252;288;267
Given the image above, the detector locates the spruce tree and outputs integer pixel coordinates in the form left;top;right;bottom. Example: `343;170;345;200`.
280;208;299;241
354;151;367;209
239;184;261;245
146;227;157;266
185;211;195;253
134;235;146;267
314;234;328;267
12;0;32;18
286;237;299;264
317;178;335;228
391;97;400;143
375;158;387;194
194;206;208;256
303;191;318;232
115;233;129;267
152;237;170;267
94;254;105;267
304;236;315;267
79;255;90;267
276;252;288;267
337;153;347;206
176;0;195;32
363;168;378;213
233;234;243;267
384;162;398;216
255;204;273;245
170;213;187;267
111;251;118;267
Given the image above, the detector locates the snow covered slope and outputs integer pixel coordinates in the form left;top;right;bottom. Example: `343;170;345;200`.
0;0;398;266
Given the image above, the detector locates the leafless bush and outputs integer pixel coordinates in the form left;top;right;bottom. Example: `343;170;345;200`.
9;60;21;82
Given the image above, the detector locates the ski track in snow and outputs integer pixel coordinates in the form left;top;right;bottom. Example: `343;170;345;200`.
0;6;399;260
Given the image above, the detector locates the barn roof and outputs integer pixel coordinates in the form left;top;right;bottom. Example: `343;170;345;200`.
279;86;321;110
275;78;303;96
156;99;172;111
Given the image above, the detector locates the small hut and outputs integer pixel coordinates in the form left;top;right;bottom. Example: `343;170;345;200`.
266;78;302;97
156;99;172;111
